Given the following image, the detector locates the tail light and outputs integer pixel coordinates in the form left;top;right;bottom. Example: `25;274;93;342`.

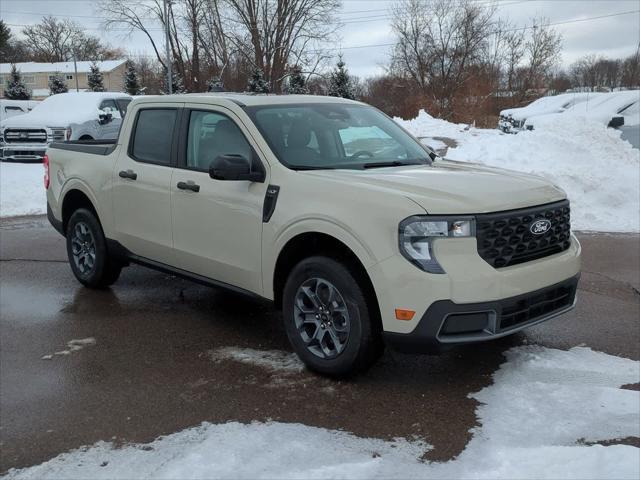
65;127;72;141
43;154;50;189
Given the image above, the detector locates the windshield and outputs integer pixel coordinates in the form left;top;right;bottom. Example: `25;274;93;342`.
247;104;431;170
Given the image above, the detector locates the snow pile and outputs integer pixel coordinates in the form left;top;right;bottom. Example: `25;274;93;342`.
0;163;46;217
398;109;470;140
398;111;640;232
6;346;639;479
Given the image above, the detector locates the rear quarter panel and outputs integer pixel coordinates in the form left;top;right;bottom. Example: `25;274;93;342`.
46;146;118;236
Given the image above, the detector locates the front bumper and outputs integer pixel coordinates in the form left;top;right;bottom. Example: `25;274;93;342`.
368;231;581;345
0;144;48;163
383;274;579;353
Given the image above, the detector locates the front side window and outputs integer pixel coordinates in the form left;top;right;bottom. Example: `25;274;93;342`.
248;104;430;170
99;100;122;119
131;109;177;165
186;111;252;171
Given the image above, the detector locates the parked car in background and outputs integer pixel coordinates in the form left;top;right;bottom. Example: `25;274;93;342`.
524;90;639;130
498;92;599;133
0;99;40;120
0;92;131;163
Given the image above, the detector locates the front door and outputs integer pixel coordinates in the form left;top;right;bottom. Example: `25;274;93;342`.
112;105;181;264
171;106;268;294
98;99;124;140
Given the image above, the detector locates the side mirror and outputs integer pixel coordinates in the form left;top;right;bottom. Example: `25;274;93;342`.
424;145;438;161
209;154;265;182
607;116;624;128
98;108;113;125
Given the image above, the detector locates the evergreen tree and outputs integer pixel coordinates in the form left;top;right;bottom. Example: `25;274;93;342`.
5;64;31;100
285;65;308;94
207;76;224;92
87;61;105;92
48;73;68;95
124;60;142;95
328;55;355;100
247;68;270;93
160;65;187;94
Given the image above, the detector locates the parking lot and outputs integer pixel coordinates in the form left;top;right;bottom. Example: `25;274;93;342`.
1;215;638;473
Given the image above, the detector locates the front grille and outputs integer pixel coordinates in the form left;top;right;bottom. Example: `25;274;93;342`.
3;129;48;144
476;200;571;268
499;280;576;331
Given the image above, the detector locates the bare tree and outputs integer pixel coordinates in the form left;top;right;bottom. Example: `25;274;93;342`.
521;17;562;94
21;16;120;62
99;1;167;69
390;0;495;119
621;43;640;88
502;26;526;93
223;0;340;92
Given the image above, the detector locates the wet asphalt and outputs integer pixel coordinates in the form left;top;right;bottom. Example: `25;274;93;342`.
0;216;639;473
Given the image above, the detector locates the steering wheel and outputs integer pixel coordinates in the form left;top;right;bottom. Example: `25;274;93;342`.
350;150;375;160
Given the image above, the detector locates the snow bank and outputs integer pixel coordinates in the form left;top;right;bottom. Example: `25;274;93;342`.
6;346;639;479
398;110;640;233
0;163;46;217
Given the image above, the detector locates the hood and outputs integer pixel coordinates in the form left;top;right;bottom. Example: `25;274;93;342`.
1;113;53;129
302;160;566;214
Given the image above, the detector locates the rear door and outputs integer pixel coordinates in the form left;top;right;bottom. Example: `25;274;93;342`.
112;104;182;264
170;105;268;293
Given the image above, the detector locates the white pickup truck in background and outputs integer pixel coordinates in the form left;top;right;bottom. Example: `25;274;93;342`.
0;92;131;163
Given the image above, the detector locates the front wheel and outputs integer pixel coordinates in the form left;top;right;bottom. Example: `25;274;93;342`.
282;256;383;377
66;208;121;288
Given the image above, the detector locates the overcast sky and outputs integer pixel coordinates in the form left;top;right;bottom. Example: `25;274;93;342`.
2;0;639;77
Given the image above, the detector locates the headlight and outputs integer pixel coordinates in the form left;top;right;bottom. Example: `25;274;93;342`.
399;216;476;273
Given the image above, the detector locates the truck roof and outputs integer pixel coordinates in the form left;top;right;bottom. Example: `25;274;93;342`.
131;93;364;107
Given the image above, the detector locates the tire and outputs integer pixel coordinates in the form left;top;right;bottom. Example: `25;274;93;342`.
79;135;94;141
282;256;383;377
66;208;122;288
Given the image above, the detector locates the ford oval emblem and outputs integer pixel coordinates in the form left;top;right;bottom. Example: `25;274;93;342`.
530;219;552;235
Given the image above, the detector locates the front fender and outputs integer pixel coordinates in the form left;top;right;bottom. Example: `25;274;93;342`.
261;216;378;300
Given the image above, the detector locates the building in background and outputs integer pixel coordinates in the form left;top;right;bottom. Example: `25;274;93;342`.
0;60;127;99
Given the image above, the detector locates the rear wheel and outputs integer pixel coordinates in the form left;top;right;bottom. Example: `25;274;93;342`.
66;208;121;288
282;256;383;377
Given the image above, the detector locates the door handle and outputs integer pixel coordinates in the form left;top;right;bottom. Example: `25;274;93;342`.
177;181;200;192
118;169;137;180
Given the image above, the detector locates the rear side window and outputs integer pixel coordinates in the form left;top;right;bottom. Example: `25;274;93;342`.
131;109;177;165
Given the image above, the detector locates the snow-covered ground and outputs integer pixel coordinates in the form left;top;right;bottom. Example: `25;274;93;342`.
0;162;46;217
398;111;640;233
6;345;639;479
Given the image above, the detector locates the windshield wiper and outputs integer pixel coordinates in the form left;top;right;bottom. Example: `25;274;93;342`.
362;160;423;169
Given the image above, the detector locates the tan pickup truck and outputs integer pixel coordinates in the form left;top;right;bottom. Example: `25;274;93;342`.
46;94;581;376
